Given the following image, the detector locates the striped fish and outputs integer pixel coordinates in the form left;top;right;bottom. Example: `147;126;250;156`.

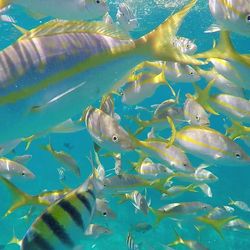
0;0;203;144
20;173;103;250
126;232;139;250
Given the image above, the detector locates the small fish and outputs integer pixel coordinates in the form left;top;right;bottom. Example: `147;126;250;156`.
126;232;139;250
0;0;109;21
120;70;167;106
150;202;212;224
20;169;103;249
161;184;198;198
225;218;250;231
43;143;81;177
116;3;138;32
132;222;152;233
131;157;174;179
206;206;235;220
85;224;112;238
196;67;245;97
193;81;250;123
172;36;197;55
207;0;250;36
84;106;136;152
172;123;250;166
183;94;210;126
168;229;209;250
228;198;250;212
0;0;203;144
96;198;117;219
0;158;35;180
195;31;250;90
115;190;150;215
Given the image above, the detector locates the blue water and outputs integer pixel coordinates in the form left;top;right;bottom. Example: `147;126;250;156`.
0;1;250;249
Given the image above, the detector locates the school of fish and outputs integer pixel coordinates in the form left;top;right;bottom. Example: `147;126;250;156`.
0;0;249;249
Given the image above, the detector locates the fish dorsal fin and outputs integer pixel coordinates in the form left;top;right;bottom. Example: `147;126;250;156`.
19;20;130;41
195;31;250;67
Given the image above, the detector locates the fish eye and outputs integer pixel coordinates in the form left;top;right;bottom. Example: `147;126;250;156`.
246;14;250;23
189;71;194;75
195;115;200;121
235;153;241;159
96;0;100;3
21;171;26;176
183;163;187;167
186;44;190;49
112;135;119;142
103;211;107;216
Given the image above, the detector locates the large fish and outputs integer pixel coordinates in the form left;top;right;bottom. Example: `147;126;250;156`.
0;0;109;21
0;0;203;144
20;171;103;250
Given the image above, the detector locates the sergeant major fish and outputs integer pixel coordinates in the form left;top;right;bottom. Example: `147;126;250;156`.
0;0;203;144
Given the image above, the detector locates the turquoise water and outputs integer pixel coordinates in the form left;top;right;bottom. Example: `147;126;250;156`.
0;1;250;249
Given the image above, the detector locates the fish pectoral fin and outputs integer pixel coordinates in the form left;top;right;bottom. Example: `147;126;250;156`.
204;23;221;33
214;153;222;159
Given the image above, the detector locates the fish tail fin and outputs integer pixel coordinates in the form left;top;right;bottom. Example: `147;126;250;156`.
192;80;219;115
226;121;247;140
112;193;129;204
8;228;22;247
194;31;249;66
196;215;237;238
135;0;204;66
41;143;54;153
186;183;198;193
149;207;165;226
0;0;11;10
0;176;39;217
228;197;235;206
168;229;184;247
149;178;168;194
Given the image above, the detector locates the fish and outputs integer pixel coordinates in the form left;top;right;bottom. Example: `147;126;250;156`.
20;170;103;250
96;198;116;219
83;106;136;152
195;31;250;90
193;80;250;124
171;36;197;55
167;164;218;183
0;0;203;144
0;158;35;180
225;218;250;231
183;94;210;126
43;143;81;177
0;176;70;217
196;67;245;97
131;157;174;179
150;201;212;224
171;123;250;167
116;3;138;32
161;184;199;198
132;222;152;233
168;230;209;250
228;198;250;212
114;190;150;215
120;70;168;106
138;139;195;173
126;232;139;250
84;224;112;238
207;0;250;36
0;0;109;21
130;60;200;84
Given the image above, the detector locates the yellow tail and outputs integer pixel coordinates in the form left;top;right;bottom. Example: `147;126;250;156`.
0;176;41;217
135;0;204;66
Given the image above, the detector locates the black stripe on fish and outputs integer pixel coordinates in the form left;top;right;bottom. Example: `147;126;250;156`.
41;212;74;247
58;200;85;230
22;230;55;250
76;193;92;214
87;189;95;200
